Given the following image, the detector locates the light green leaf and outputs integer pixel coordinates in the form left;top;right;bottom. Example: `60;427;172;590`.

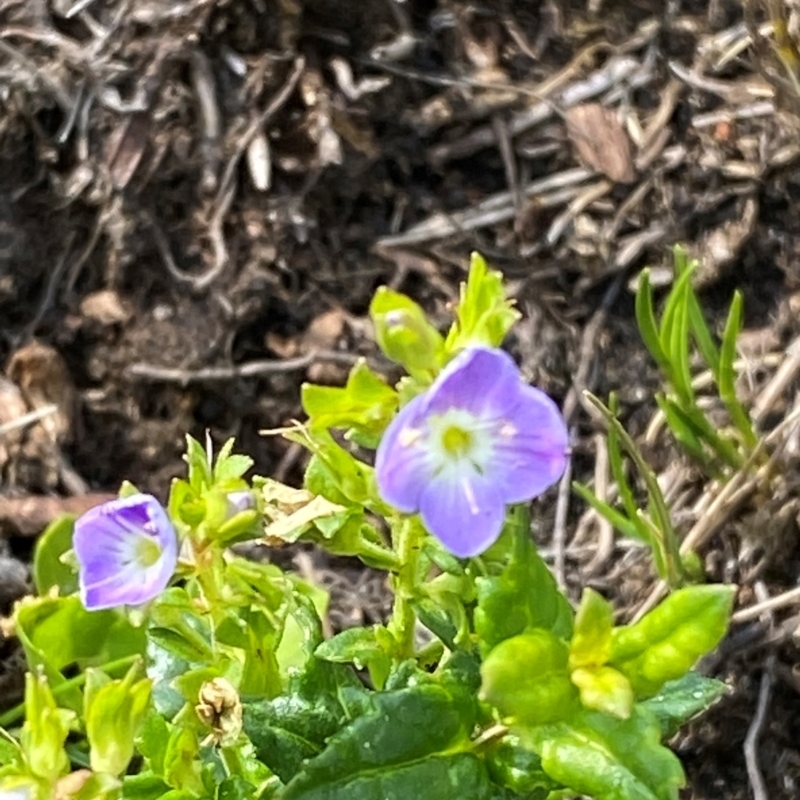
527;707;685;800
480;630;578;726
444;252;520;352
610;585;735;697
33;516;77;596
369;288;444;379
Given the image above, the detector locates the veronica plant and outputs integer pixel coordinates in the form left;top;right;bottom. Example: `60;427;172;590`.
0;253;735;800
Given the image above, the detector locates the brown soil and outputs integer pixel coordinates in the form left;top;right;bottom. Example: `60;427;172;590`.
2;1;800;797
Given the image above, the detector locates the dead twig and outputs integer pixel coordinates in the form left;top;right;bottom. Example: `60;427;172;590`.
125;349;386;386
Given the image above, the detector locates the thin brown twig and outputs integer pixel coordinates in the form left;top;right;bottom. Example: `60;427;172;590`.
125;349;386;385
214;56;305;213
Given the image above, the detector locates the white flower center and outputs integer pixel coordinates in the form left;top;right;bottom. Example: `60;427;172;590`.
426;408;494;476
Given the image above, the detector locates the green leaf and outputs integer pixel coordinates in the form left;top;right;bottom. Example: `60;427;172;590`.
281;675;479;800
122;773;175;800
314;626;392;687
474;507;573;654
569;589;614;669
610;585;735;696
480;630;578;726
655;395;711;468
20;672;76;784
485;736;559;796
286;752;502;800
33;515;78;596
661;268;694;404
570;666;634;720
138;712;171;775
369;287;445;379
162;725;204;795
686;291;720;377
296;430;377;508
719;291;758;448
85;663;152;776
527;707;685;800
634;268;672;378
184;435;213;492
640;672;729;737
302;361;398;447
14;596;146;713
19;671;74;783
0;731;21;767
244;615;368;784
571;482;643;542
444;252;520;352
213;440;254;483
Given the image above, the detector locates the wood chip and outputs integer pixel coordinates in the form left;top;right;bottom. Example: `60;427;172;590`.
5;341;76;445
564;103;636;184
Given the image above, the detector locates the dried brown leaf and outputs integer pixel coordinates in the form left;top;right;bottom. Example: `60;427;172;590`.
564;103;636;184
106;113;150;190
5;341;76;444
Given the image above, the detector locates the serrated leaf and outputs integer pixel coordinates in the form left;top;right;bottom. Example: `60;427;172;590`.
610;585;735;697
184;435;212;491
244;626;368;784
286;752;502;800
444;252;520;352
302;361;398;447
314;626;392;687
281;675;478;800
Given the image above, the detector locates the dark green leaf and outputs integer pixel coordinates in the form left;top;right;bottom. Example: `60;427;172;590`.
281;677;479;800
287;752;504;800
640;672;729;737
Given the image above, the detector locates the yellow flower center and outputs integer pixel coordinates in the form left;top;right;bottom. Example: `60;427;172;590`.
441;425;473;458
136;536;163;568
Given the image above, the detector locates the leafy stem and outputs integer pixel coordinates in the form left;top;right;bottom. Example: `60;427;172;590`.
388;516;424;660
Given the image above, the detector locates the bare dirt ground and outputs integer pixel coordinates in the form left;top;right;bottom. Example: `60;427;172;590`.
3;0;800;797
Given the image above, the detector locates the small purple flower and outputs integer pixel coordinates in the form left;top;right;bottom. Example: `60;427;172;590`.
226;490;255;518
73;493;178;610
375;347;568;557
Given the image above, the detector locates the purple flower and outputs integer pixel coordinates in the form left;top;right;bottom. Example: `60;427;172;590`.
375;347;568;557
73;493;178;610
226;490;255;517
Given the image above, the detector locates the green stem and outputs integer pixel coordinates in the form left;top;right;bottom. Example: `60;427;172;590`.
0;655;140;729
388;517;424;660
